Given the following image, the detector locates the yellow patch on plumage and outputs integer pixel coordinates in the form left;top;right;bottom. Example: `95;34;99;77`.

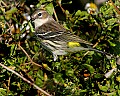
68;42;80;48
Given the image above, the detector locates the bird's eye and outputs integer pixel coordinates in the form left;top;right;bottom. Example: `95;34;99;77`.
38;12;42;17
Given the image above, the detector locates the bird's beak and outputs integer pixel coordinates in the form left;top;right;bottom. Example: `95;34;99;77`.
31;15;35;21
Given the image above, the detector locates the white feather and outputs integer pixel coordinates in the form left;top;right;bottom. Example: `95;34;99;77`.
33;18;49;28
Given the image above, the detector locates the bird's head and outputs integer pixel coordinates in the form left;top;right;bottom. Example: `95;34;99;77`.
31;9;54;28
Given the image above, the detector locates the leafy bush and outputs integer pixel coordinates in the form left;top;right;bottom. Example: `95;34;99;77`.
0;0;120;95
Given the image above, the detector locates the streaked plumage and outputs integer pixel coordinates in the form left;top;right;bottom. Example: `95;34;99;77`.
31;9;104;61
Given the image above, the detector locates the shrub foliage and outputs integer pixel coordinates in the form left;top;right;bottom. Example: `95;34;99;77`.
0;0;120;95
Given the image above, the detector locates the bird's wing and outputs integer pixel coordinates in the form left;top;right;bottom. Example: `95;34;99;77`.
35;21;92;45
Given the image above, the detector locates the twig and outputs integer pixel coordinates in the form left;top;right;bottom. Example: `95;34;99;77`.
56;0;66;15
53;8;59;22
109;0;120;15
0;1;7;7
18;42;42;67
0;63;52;96
83;36;104;57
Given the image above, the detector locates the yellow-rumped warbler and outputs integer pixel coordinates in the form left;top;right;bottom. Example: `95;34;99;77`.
31;9;108;61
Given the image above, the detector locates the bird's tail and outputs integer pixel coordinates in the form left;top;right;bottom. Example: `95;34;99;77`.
66;46;113;57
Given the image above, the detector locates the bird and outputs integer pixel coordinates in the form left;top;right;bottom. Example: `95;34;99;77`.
31;9;109;61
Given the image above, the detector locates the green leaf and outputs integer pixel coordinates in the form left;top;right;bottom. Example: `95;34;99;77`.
75;10;82;16
45;3;54;15
94;73;104;79
5;7;17;20
53;73;64;84
108;40;116;47
99;85;109;92
35;77;44;87
82;64;95;74
0;88;6;96
116;76;120;82
106;18;117;26
65;68;74;76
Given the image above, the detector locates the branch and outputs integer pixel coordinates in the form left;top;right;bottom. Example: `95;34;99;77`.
83;36;104;57
18;42;42;67
53;8;59;22
56;0;66;15
109;0;120;15
0;63;52;96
